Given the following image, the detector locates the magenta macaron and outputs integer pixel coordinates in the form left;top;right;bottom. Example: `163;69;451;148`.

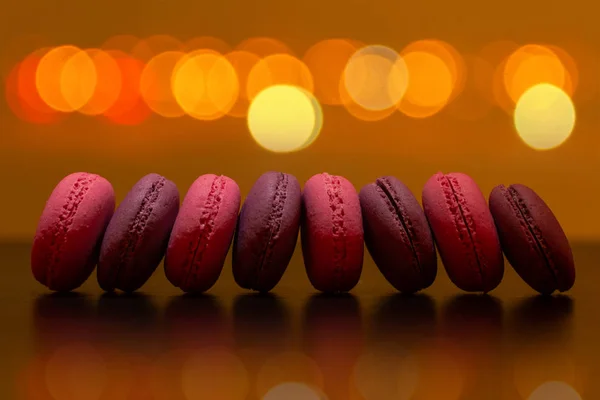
31;172;115;292
489;183;575;294
422;172;504;293
97;173;179;292
232;171;302;292
301;173;364;293
164;174;241;293
359;176;437;293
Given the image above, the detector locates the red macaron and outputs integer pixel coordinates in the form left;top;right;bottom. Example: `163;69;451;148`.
164;174;241;293
489;183;575;294
301;173;364;293
422;172;504;293
31;172;115;292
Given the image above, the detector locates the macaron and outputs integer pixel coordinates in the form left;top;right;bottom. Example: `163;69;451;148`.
165;174;240;293
422;172;504;293
31;172;115;292
97;173;179;292
301;173;364;293
232;172;301;292
359;176;437;293
489;184;575;294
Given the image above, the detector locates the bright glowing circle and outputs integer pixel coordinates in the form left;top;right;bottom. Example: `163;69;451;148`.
514;83;575;150
528;381;581;400
247;85;323;153
343;45;409;111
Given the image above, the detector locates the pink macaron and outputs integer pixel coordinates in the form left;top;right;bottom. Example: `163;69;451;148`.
301;173;364;293
422;172;504;293
31;172;115;292
164;174;241;293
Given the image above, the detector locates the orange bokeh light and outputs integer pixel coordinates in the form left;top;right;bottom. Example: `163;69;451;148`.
102;51;152;125
78;49;122;116
60;49;98;111
184;36;232;54
339;75;397;121
6;59;63;124
246;54;314;100
35;45;83;112
172;51;239;120
498;44;573;111
397;50;454;118
235;37;294;57
303;38;363;105
140;51;186;118
224;50;261;118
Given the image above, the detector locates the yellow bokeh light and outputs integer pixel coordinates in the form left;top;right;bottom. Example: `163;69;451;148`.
343;45;409;111
247;85;323;153
172;52;239;120
60;49;98;111
246;54;314;101
514;83;575;150
528;381;581;400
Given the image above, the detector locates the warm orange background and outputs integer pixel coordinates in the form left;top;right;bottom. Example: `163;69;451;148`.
0;0;598;241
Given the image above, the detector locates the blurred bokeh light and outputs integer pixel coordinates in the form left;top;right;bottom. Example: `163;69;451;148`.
528;381;582;400
514;83;576;150
247;85;323;153
140;51;186;118
262;382;327;400
343;45;409;111
246;54;314;101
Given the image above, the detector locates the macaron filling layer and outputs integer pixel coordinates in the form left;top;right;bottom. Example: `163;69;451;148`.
113;176;166;286
438;174;486;286
253;172;288;288
323;173;347;287
46;174;97;287
503;185;560;289
182;175;227;290
374;177;423;280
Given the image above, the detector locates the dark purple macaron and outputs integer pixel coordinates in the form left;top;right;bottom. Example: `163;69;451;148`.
232;171;301;292
97;173;180;292
489;184;575;294
359;176;437;293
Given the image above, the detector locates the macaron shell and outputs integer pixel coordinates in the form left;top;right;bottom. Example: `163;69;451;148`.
489;184;575;294
359;176;437;293
31;172;115;291
232;172;302;292
422;172;504;292
97;173;179;292
165;174;240;293
301;173;364;293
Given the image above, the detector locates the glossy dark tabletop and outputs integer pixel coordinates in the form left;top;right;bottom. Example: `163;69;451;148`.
0;241;596;400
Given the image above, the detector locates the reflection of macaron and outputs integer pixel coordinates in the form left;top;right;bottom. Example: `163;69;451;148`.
165;174;240;293
97;173;179;293
489;184;575;294
31;172;115;292
301;173;364;293
232;172;301;292
359;176;437;293
422;172;504;293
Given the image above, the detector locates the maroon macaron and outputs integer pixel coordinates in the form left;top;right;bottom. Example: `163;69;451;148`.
422;172;504;293
165;174;241;293
301;173;364;293
31;172;115;292
97;173;179;292
232;171;302;293
359;176;437;293
489;184;575;294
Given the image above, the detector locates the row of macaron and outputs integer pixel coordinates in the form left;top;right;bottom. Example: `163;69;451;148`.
31;171;575;295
